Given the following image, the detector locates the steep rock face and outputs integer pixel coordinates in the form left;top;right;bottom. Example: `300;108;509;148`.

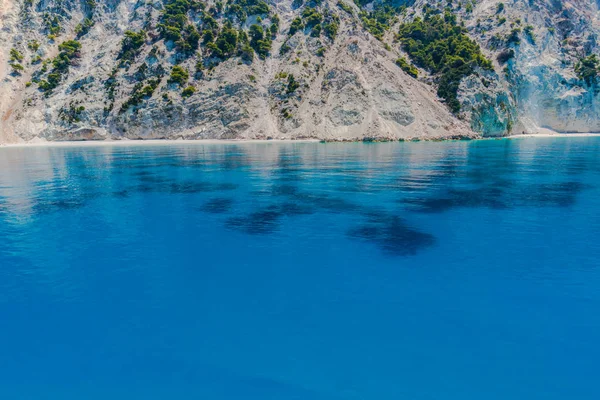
457;68;515;136
459;0;600;133
0;0;472;143
2;0;600;144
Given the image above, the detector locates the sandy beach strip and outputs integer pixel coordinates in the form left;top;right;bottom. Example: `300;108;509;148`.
1;132;599;148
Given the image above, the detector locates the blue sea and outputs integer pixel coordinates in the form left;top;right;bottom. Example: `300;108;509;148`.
1;138;599;399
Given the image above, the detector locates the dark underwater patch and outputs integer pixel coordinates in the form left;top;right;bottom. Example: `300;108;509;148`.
215;182;239;191
348;216;435;256
134;184;156;193
222;152;250;170
278;201;315;216
255;183;362;215
403;197;457;213
112;189;131;198
138;174;173;184
291;192;360;214
169;182;210;194
270;184;299;196
170;181;238;193
33;198;86;214
404;187;507;213
225;206;283;235
219;200;315;234
404;180;588;213
201;197;234;214
131;169;156;177
359;209;396;223
128;178;238;195
518;181;588;208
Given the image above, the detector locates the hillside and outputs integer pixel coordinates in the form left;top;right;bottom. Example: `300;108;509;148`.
1;0;599;143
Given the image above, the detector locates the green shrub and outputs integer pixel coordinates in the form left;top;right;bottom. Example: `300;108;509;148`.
524;25;536;44
286;74;300;93
157;0;192;41
119;30;145;63
209;22;238;59
119;78;161;113
323;22;339;40
182;85;196;97
59;102;86;123
359;4;400;41
176;24;200;54
280;41;291;54
27;40;40;52
225;0;271;22
43;14;61;36
249;24;271;59
10;62;24;73
240;43;254;62
271;13;280;32
10;48;24;62
195;59;205;74
75;18;94;38
57;40;81;58
104;68;119;101
506;28;521;45
157;0;204;56
575;54;600;86
337;1;353;15
311;24;322;37
10;48;24;73
249;1;269;15
38;40;81;93
289;17;304;35
396;57;418;78
302;8;323;28
169;65;189;86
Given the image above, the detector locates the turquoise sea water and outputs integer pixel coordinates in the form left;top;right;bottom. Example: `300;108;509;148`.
1;138;599;399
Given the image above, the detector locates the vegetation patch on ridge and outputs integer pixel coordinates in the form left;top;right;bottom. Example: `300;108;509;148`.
357;1;404;41
397;10;492;113
38;40;82;94
575;54;599;87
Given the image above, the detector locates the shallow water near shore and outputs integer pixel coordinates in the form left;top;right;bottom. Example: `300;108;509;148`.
1;138;599;399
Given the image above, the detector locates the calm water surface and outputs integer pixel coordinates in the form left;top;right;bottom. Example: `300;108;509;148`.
1;139;599;399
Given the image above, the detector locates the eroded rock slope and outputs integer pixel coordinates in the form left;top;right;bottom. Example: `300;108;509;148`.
1;0;599;143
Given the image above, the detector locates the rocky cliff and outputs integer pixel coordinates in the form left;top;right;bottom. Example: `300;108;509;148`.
451;0;600;134
1;0;599;143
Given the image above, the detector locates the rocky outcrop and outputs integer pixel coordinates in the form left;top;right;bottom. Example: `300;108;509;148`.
457;0;600;133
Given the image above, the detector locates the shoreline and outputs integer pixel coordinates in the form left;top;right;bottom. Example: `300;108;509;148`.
504;132;600;139
0;138;322;148
1;132;599;148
